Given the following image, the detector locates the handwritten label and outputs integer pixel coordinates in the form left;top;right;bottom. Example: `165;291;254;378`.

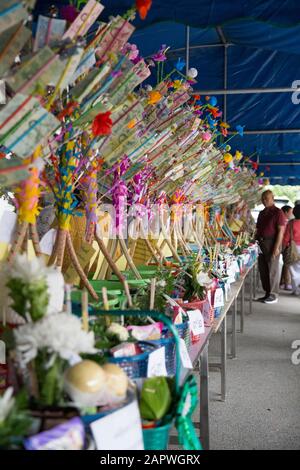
187;309;205;336
214;288;224;308
147;347;167;377
90;399;144;450
179;338;193;369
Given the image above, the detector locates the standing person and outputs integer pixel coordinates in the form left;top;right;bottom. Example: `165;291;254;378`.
280;205;293;290
256;190;286;304
282;205;300;295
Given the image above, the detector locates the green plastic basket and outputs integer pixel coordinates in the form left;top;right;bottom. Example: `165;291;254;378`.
94;308;181;451
142;419;173;450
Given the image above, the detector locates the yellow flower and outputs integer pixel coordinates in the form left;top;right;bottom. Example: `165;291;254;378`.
235;150;242;160
220;121;230;129
173;80;182;89
148;90;162;105
224;153;233;163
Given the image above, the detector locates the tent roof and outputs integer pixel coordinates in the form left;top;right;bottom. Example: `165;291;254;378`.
34;0;300;184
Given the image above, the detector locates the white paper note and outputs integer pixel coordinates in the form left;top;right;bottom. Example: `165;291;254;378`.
40;228;57;256
214;288;224;308
179;338;193;369
90;399;144;450
147;347;167;377
187;309;205;336
0;210;17;243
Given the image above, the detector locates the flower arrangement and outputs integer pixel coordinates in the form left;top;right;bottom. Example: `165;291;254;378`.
0;388;32;449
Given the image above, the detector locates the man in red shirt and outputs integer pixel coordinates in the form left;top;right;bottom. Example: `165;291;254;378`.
256;190;286;303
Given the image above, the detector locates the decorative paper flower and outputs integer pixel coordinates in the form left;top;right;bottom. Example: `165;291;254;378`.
127;119;137;129
209;96;217;106
136;0;152;20
152;45;168;62
14;313;97;365
236;125;244;137
147;90;162;105
235;150;243;160
201;132;212;142
224;153;233;163
111;70;123;78
260;171;264;176
60;5;79;23
122;43;140;61
188;68;198;78
107;322;129;342
172;80;183;90
221;127;228;137
175;58;186;71
220;121;230;128
92;111;113;136
225;145;231;151
251;161;258;170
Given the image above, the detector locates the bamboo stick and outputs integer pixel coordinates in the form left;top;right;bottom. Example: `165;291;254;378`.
81;289;89;332
56;228;67;269
7;221;29;265
118;236;142;279
66;231;98;300
94;231;125;283
30;223;42;257
150;278;156;310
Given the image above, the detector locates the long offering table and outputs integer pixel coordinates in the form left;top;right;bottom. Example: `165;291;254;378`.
180;262;257;450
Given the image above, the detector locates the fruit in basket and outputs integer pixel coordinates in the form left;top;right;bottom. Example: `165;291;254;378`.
102;364;128;399
64;360;129;407
64;360;107;406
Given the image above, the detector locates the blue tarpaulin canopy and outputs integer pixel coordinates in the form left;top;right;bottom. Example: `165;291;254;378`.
35;1;300;184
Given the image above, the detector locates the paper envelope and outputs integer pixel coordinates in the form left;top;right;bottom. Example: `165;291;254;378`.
63;0;104;41
95;15;135;60
0;2;28;35
34;15;66;52
0;23;31;77
0;93;60;159
6;46;64;94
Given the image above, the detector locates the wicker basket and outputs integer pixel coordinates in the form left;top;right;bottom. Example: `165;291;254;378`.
107;341;158;380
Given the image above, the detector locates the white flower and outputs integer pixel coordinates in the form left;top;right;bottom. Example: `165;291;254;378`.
107;322;129;342
196;272;212;287
188;68;198;78
9;254;48;283
0;387;14;424
157;280;166;288
14;313;97;365
145;84;153;91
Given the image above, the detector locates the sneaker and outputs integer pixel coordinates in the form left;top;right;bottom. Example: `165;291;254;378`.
291;290;300;296
285;284;293;291
256;295;269;302
264;295;278;304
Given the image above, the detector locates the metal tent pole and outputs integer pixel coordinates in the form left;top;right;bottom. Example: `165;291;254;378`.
192;87;299;95
185;25;190;76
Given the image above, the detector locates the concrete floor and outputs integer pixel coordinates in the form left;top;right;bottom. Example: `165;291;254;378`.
208;288;300;450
